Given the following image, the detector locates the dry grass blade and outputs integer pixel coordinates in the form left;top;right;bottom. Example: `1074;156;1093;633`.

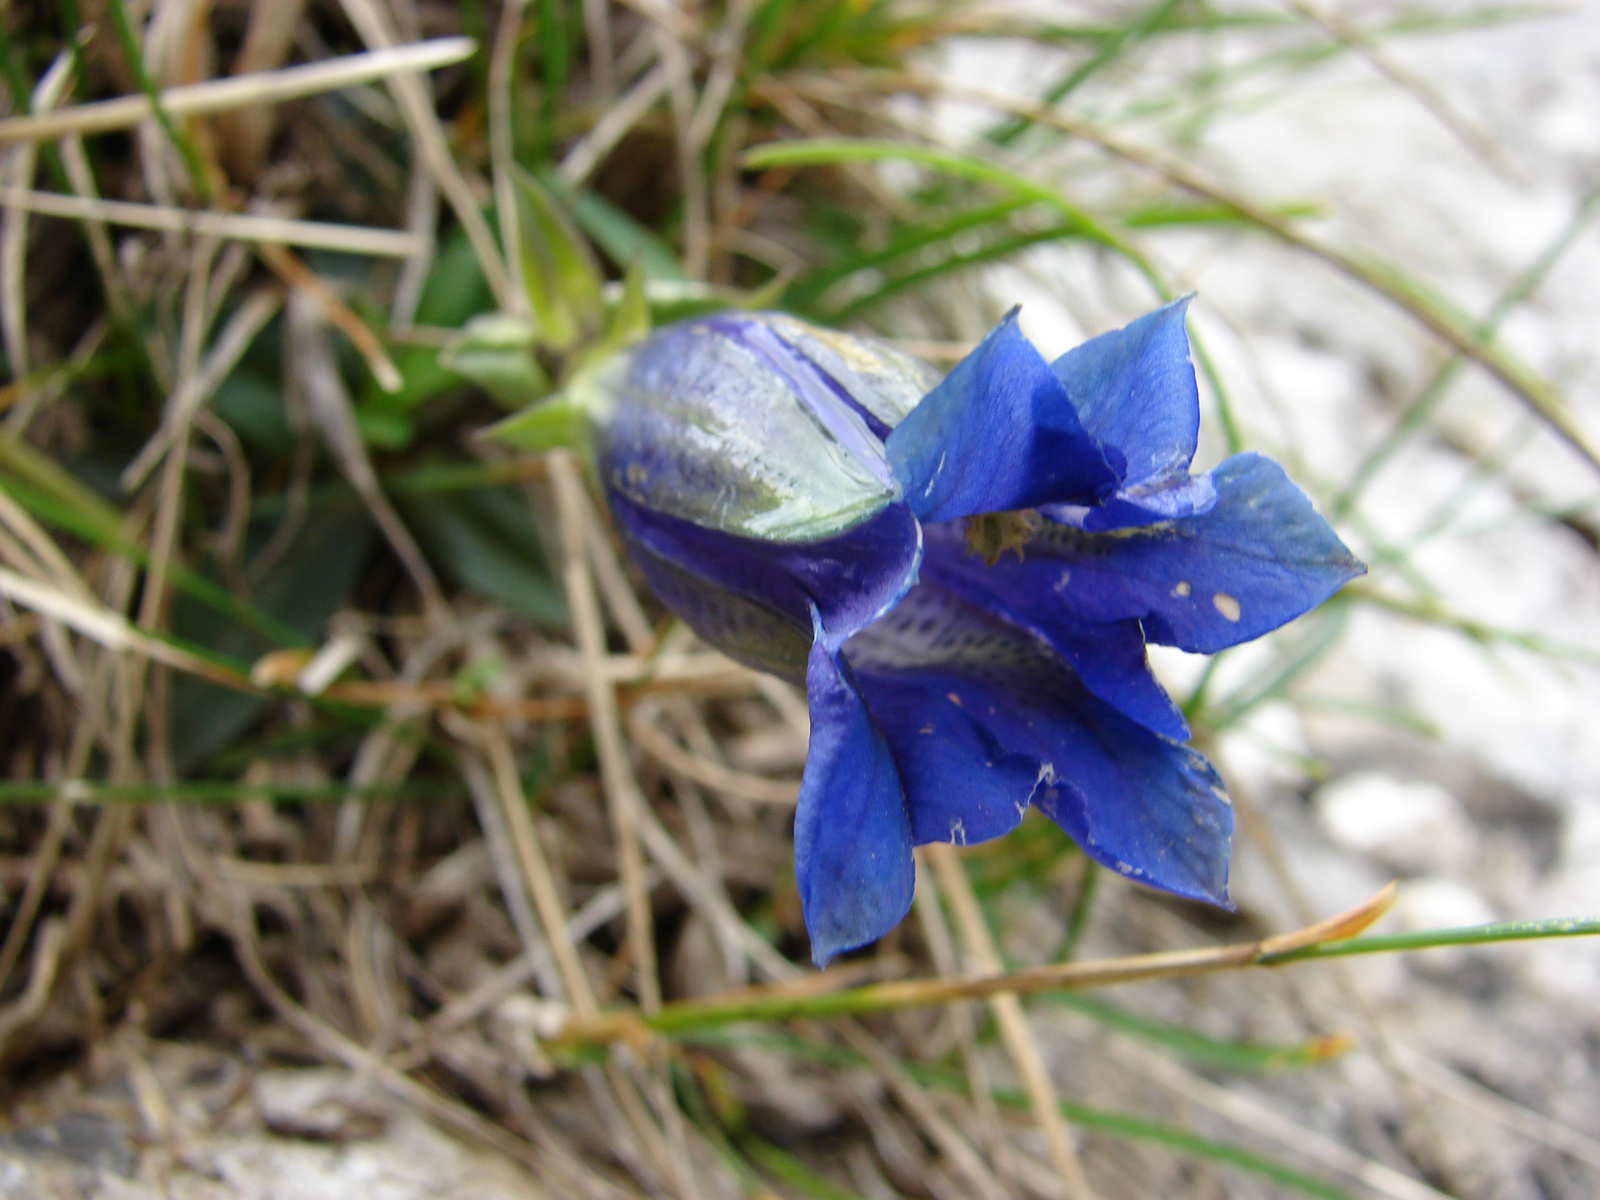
215;0;312;181
0;564;248;689
287;291;444;615
1395;1048;1600;1171
333;0;513;308
0;919;66;1046
1282;0;1508;175
0;805;72;991
837;1020;1014;1200
552;885;1400;1047
262;242;402;389
924;842;1095;1200
120;286;283;490
481;724;601;1014
222;893;557;1192
0;38;477;144
558;63;670;188
0;188;430;256
549;450;661;1013
1106;1037;1453;1200
626;707;799;806
2;53;74;389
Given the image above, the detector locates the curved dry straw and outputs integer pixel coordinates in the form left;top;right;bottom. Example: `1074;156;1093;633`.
545;885;1600;1052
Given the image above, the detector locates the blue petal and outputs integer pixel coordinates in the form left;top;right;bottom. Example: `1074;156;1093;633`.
1051;297;1200;490
617;523;813;679
607;487;922;651
795;637;914;966
886;310;1117;523
853;669;1040;846
921;539;1189;741
971;453;1365;654
847;583;1231;905
1028;710;1233;908
1043;471;1218;533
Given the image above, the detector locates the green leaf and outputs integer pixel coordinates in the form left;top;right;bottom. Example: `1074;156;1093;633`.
396;485;567;628
569;257;652;375
212;370;295;454
568;188;686;282
169;501;374;771
516;167;605;351
1049;993;1351;1072
605;256;652;349
382;232;497;412
479;393;587;453
439;312;551;410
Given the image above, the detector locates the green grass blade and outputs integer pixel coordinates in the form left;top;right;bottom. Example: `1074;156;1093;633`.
825;221;1100;322
535;0;571;156
786;196;1034;309
1048;994;1349;1072
1034;114;1600;473
104;0;212;199
1334;183;1600;517
988;0;1188;146
0;441;309;648
743;140;1133;261
1262;915;1600;965
692;1029;1357;1200
740;1136;876;1200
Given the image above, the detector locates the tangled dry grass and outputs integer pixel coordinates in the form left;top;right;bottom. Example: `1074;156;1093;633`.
2;1;1600;1198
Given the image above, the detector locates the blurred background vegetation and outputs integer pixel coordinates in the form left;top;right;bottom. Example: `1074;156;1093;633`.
1;1;1598;1197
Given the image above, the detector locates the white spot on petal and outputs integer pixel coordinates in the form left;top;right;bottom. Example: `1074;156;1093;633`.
1212;592;1241;622
947;692;962;706
1172;580;1191;598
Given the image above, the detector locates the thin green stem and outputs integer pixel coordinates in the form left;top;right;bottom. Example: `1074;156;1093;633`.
1260;916;1600;964
989;0;1189;146
1335;183;1600;517
103;0;213;200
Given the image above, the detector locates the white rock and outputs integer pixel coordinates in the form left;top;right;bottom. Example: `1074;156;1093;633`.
1390;876;1499;932
1313;772;1475;875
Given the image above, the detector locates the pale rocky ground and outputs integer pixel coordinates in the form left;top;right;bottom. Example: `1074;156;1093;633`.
960;2;1600;1197
7;3;1600;1198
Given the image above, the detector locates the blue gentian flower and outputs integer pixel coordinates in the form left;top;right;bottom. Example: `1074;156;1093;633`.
582;300;1364;966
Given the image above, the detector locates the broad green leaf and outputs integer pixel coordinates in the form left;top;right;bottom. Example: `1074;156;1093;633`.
568;257;652;376
382;232;497;412
568;188;686;281
212;370;295;454
439;312;551;410
169;502;374;771
479;393;587;453
396;485;567;628
516;167;605;351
